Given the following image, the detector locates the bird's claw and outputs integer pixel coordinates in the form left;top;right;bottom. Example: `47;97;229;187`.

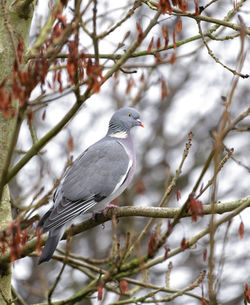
92;210;102;221
103;203;118;216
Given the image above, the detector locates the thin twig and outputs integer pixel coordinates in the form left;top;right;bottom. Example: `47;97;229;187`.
215;220;232;294
165;261;172;288
97;0;143;39
109;271;206;304
159;132;193;207
196;148;234;199
197;20;248;78
224;145;250;172
11;286;28;305
92;0;99;62
125;132;193;259
192;107;250;195
203;0;220;10
122;276;207;301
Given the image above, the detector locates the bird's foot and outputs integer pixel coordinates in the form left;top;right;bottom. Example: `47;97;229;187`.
92;210;103;221
103;203;118;216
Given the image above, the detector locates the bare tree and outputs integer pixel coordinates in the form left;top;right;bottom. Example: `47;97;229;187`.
0;0;250;304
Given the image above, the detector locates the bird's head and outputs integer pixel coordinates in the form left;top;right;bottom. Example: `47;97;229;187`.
108;107;144;135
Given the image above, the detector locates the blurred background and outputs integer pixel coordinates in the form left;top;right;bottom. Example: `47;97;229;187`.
8;0;250;304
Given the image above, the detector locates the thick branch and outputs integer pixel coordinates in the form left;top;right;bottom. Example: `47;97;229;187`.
0;197;249;266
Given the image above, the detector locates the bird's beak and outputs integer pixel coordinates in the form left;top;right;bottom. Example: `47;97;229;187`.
137;119;144;128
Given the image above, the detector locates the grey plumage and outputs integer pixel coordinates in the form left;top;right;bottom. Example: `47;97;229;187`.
38;107;143;264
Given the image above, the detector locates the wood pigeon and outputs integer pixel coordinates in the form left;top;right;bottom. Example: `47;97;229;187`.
38;107;143;264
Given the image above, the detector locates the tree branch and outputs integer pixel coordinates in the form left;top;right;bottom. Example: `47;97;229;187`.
115;197;250;278
143;0;250;35
0;197;249;266
6;91;91;183
11;0;36;19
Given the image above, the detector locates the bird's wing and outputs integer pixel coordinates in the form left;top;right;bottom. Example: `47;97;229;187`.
64;137;131;200
42;197;97;232
42;137;132;232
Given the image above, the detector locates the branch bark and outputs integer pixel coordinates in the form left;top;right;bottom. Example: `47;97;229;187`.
0;0;33;302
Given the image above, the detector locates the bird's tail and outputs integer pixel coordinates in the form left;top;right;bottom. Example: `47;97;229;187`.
38;228;63;264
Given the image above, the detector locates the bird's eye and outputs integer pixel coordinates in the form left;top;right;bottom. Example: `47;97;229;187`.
128;113;131;117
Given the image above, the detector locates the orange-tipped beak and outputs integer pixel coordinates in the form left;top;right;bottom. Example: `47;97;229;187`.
137;119;144;128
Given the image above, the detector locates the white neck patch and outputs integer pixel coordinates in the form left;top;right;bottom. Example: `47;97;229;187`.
109;131;128;139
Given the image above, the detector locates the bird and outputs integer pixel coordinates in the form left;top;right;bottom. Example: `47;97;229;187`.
38;107;143;264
